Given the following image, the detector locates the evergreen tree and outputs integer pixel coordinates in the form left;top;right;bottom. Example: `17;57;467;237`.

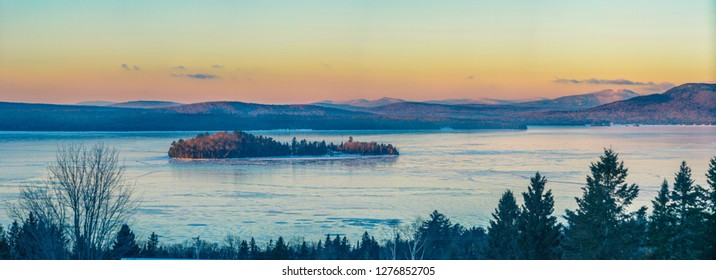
238;240;249;260
339;236;350;259
110;224;140;259
647;179;675;259
142;232;161;258
0;225;10;260
271;237;289;260
670;161;707;259
7;221;21;259
487;190;520;259
517;173;562;259
461;226;489;260
297;241;311;260
705;156;716;259
249;237;258;260
563;149;646;259
355;231;380;260
417;210;462;259
8;214;68;260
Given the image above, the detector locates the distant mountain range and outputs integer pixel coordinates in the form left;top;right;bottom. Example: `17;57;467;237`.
166;101;370;116
109;100;184;109
308;89;642;119
1;83;712;131
423;98;519;106
519;83;716;125
76;101;117;106
0;100;520;131
76;100;184;109
313;88;639;112
316;97;527;107
312;97;407;110
514;89;640;111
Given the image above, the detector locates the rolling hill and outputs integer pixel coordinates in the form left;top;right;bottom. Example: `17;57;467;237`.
2;83;711;131
423;97;517;105
518;83;715;124
312;97;407;111
514;89;639;111
109;100;184;109
360;102;537;119
166;101;369;116
0;101;524;131
76;101;115;106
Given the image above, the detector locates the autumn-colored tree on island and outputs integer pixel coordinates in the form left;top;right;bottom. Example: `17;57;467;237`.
168;131;399;159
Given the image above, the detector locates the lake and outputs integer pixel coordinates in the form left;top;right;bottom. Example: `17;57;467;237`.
0;126;714;243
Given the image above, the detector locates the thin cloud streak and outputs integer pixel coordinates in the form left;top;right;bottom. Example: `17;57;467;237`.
554;77;676;92
121;64;140;71
178;73;221;80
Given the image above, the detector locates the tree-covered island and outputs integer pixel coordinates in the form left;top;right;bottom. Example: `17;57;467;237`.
168;131;399;159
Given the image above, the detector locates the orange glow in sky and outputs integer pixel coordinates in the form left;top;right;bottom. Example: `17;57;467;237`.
0;1;714;104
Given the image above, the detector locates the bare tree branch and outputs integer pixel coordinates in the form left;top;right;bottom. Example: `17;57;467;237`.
7;144;138;259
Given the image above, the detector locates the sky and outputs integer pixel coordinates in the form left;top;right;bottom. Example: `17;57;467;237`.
0;0;714;104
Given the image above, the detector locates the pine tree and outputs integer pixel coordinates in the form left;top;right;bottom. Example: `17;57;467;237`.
271;237;289;260
110;224;140;259
0;225;10;260
647;179;675;259
7;221;21;259
670;161;707;259
563;148;645;259
707;156;716;194
142;232;160;258
418;210;462;259
9;214;68;260
339;236;350;259
517;173;562;259
705;156;716;259
297;241;310;260
238;240;249;260
355;231;380;260
487;190;520;259
249;237;258;260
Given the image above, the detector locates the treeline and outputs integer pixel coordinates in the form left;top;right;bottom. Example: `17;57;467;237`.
1;149;715;260
0;102;527;131
167;131;399;159
0;210;486;260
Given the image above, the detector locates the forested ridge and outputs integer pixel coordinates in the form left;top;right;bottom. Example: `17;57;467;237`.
1;148;715;260
167;131;399;159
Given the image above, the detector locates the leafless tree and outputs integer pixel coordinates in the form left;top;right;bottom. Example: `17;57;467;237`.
381;222;401;260
401;217;427;260
8;144;138;259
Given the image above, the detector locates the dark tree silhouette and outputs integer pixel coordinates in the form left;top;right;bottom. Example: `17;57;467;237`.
6;213;68;260
417;211;463;260
270;237;290;260
355;231;380;260
669;161;708;259
517;173;562;259
705;156;716;259
142;232;162;258
563;149;646;259
647;179;676;259
0;225;12;260
487;190;520;259
110;224;140;259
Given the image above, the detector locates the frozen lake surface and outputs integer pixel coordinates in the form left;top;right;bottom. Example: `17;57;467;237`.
0;126;714;243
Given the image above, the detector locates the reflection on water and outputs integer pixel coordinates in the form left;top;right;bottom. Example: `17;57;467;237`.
170;155;398;167
0;126;714;243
